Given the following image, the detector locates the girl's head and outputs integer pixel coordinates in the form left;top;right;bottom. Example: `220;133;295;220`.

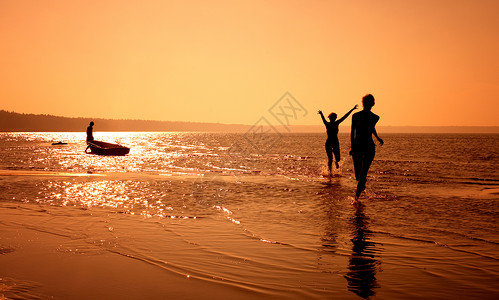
362;94;375;109
328;112;337;121
90;121;94;126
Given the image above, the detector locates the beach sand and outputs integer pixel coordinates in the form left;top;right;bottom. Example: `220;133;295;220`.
0;205;261;300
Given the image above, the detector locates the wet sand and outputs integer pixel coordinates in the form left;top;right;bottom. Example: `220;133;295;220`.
0;206;262;300
0;163;499;299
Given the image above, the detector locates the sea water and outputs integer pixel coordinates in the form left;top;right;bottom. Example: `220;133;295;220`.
0;132;498;298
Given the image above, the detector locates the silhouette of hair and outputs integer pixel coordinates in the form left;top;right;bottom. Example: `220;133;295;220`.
90;121;94;126
362;94;375;108
328;112;337;120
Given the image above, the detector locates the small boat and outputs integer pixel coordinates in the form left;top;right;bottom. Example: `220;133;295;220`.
52;141;68;145
85;141;130;156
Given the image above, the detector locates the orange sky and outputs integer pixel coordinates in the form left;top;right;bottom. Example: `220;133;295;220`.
1;0;498;126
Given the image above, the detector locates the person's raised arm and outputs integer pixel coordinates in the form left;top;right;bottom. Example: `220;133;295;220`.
336;105;358;124
318;110;328;126
373;128;384;145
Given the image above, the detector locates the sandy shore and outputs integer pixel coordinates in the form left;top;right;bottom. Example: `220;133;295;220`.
0;205;261;300
2;168;498;299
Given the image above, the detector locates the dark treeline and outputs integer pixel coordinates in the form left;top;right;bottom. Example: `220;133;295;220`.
0;110;250;132
1;110;498;133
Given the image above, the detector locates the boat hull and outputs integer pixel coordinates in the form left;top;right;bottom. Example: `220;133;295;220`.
86;141;130;156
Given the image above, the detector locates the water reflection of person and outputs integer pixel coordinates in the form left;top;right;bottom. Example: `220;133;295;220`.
344;203;380;299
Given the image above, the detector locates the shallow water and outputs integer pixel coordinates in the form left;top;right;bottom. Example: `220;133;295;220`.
1;132;498;298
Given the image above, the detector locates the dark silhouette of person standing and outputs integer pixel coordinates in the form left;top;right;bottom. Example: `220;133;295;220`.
350;94;383;200
86;121;94;142
319;105;358;176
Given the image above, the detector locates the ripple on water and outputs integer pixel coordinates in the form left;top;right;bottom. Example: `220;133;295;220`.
0;277;44;299
0;247;15;255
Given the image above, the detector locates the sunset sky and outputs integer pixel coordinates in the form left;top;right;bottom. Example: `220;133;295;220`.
1;0;498;126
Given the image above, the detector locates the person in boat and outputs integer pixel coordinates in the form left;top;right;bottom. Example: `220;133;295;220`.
86;121;94;142
350;94;384;201
318;105;358;175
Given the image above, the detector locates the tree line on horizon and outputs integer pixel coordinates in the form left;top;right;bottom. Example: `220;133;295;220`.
0;110;497;133
0;110;250;132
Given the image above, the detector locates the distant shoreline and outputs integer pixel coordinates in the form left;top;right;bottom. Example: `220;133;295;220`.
1;110;498;133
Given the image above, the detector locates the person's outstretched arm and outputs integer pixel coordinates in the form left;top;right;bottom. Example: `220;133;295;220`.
318;110;328;126
373;128;384;145
336;105;358;124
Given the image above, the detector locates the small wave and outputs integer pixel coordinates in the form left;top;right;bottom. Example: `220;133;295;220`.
478;154;496;161
160;214;199;219
213;205;242;224
464;178;499;186
373;230;449;246
116;211;201;220
104;245;293;298
462;181;499;186
373;230;499;261
0;247;15;255
479;188;499;196
377;159;433;164
0;277;45;300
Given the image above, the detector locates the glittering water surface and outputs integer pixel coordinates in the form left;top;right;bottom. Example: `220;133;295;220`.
1;132;498;299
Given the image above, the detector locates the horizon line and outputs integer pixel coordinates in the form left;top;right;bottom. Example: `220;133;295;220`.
2;109;499;128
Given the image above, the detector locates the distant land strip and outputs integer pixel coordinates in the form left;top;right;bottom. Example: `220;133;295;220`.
1;110;498;133
0;110;249;132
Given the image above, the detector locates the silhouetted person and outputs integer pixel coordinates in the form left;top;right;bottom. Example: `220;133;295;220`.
319;105;358;175
350;94;383;200
86;121;94;142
